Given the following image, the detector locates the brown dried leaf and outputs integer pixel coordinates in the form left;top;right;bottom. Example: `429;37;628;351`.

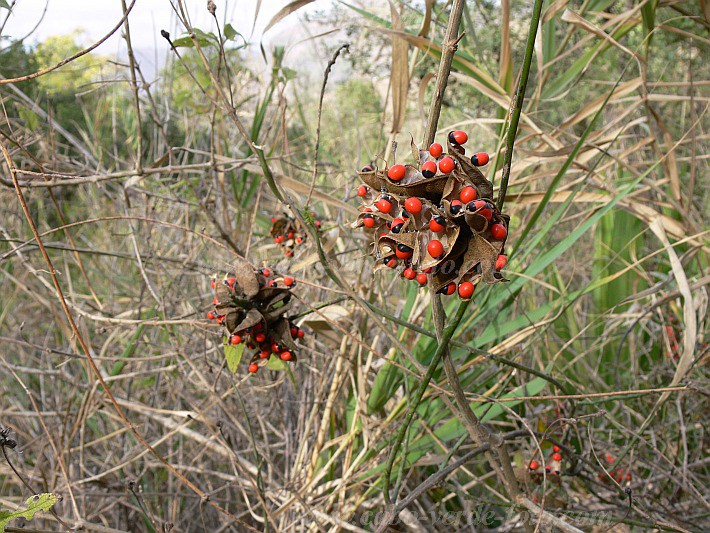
233;257;260;298
263;0;315;33
390;1;409;134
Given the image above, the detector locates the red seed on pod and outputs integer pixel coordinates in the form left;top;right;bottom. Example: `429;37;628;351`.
283;276;295;287
211;278;216;289
271;342;282;353
428;142;443;158
387;164;406;181
450;200;463;215
529;460;539;470
260;350;271;359
427;239;444;258
429;215;446;232
207;310;216;320
552;445;561;453
269;280;278;288
375;198;393;214
458;281;475;299
213;297;219;306
416;272;428;285
395;244;413;259
404;197;422;214
552;453;562;462
460;186;477;203
297;329;305;339
290;326;299;337
248;363;259;373
270;217;277;223
438;156;455;174
255;333;266;343
421;160;437;178
230;334;243;345
448;130;468;145
402;267;416;280
495;254;508;271
280;351;293;361
275;235;284;244
357;185;368;197
391;218;405;233
471;152;489;166
363;215;376;228
423;267;433;274
296;237;303;244
285;250;294;257
216;315;225;325
438;282;456;295
490;223;507;240
261;267;271;277
361;165;373;172
384;257;397;268
287;231;294;239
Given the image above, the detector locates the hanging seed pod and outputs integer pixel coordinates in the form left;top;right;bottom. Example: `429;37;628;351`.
270;211;321;257
208;258;306;373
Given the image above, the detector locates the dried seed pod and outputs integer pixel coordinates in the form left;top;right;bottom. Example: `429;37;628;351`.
354;132;510;292
209;259;306;373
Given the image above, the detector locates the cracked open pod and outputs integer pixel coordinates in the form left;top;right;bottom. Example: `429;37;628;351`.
207;257;307;374
353;131;510;297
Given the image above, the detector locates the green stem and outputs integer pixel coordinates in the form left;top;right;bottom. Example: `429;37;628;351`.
496;0;544;212
382;300;470;503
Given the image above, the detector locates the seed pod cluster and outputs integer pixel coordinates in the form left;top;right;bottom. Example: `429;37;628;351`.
353;131;509;299
270;213;321;258
206;258;305;373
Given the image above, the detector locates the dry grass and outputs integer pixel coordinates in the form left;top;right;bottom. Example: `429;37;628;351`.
0;0;708;531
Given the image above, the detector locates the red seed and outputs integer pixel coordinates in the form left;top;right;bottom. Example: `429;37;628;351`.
428;142;443;158
255;333;266;343
230;334;243;345
283;276;295;287
471;152;489;166
529;460;539;470
385;257;397;268
260;350;271;359
395;244;413;259
427;239;444;258
402;267;416;280
552;445;561;453
390;217;405;233
275;235;284;244
290;326;299;338
270;217;277;223
387;164;406;181
248;363;259;373
438;156;455;174
450;199;463;215
361;165;373;172
416;273;428;285
261;268;271;277
363;215;376;228
459;186;477;203
297;329;305;339
375;198;393;214
421;160;437;178
443;283;456;295
495;254;508;270
552;453;562;462
280;351;293;361
449;130;468;145
429;216;445;232
404;197;422;214
458;282;475;299
357;185;368;197
207;310;216;320
490;223;507;240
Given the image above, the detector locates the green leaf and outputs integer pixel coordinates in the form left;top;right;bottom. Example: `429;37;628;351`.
0;493;59;532
223;23;238;41
266;357;286;371
225;343;245;373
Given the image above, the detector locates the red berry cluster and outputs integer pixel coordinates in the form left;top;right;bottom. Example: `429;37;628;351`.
354;131;509;298
270;214;321;258
529;444;564;475
599;453;632;484
207;258;306;374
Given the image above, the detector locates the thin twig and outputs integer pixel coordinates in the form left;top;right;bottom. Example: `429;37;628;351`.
306;44;349;206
